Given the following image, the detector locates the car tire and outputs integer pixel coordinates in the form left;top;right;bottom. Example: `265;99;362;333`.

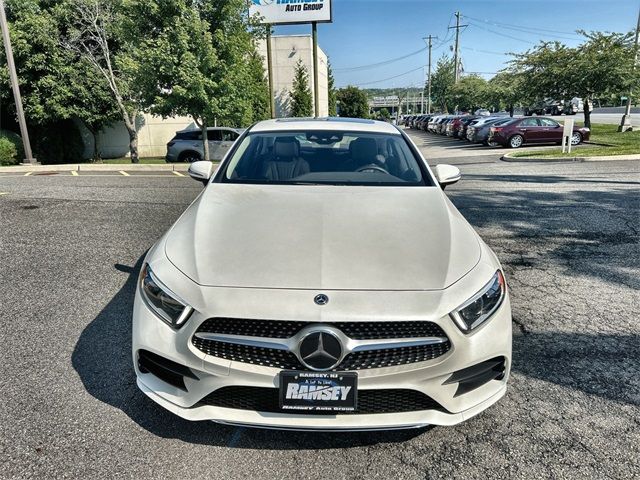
509;134;524;148
570;132;583;146
178;151;202;163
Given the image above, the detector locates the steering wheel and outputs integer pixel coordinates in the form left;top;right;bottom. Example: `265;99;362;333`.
356;163;388;174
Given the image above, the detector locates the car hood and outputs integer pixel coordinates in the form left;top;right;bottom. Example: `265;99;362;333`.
165;184;481;291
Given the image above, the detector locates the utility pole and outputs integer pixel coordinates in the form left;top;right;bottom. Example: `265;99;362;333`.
312;22;320;118
0;0;37;164
449;11;468;84
423;35;437;114
266;25;275;119
619;7;640;132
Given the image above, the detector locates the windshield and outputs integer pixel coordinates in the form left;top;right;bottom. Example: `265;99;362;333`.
218;130;430;186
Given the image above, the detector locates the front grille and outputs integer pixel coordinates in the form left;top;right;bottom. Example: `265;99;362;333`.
339;343;452;370
193;318;452;371
198;386;444;415
195;318;446;340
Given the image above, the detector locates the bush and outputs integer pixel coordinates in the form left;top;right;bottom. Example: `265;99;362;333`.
33;120;84;164
0;130;22;166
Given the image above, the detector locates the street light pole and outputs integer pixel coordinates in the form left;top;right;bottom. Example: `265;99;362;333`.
619;7;640;132
0;0;36;164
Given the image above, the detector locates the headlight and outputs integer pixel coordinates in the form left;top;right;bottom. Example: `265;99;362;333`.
140;264;193;328
450;270;506;332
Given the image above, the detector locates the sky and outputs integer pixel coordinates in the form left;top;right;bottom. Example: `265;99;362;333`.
273;0;640;89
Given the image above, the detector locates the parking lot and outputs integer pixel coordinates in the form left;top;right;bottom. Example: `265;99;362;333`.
1;138;639;478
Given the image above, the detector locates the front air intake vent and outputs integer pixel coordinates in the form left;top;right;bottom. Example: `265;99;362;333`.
137;349;197;392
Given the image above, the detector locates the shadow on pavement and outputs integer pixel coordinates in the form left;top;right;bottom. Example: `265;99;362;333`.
448;186;639;289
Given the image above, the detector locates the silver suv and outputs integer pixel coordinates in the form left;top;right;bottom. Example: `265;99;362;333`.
166;127;243;162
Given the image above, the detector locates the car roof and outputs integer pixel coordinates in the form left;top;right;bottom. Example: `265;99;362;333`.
250;117;400;134
176;127;239;133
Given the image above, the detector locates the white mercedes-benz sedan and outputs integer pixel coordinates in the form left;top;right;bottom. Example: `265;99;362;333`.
133;117;512;431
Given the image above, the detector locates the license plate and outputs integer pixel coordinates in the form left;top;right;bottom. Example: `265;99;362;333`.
279;371;357;412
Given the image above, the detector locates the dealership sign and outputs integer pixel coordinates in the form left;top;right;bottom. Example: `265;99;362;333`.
250;0;333;25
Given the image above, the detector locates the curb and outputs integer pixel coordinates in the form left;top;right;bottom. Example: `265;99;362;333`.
501;153;640;163
0;163;195;173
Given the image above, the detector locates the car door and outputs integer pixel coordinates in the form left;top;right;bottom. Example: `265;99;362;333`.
538;118;562;142
516;117;544;143
207;129;223;160
220;130;239;160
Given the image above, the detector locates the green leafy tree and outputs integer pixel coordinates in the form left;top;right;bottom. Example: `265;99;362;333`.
134;0;263;159
509;33;637;128
62;0;148;163
289;60;313;117
449;75;487;112
327;60;337;116
485;71;526;116
0;0;121;162
246;49;271;123
336;86;369;118
377;108;390;120
430;54;455;113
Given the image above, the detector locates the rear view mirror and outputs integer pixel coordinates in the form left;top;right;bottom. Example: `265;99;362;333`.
433;164;461;189
188;161;214;185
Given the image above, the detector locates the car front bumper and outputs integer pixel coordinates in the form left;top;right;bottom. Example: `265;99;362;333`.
132;263;512;430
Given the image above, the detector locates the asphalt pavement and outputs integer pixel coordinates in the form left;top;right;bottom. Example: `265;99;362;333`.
0;137;638;479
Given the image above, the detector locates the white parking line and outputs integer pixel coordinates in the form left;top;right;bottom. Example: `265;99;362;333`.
24;172;33;176
71;171;79;176
119;171;130;176
172;171;185;177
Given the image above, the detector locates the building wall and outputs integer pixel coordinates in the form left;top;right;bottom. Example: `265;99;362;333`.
257;34;329;118
77;114;196;160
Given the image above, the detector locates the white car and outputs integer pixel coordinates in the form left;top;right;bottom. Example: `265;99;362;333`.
133;118;512;431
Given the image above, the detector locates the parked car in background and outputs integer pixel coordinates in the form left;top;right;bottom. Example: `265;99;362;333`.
488;117;590;148
457;116;480;139
474;109;491;116
166;127;243;162
524;98;583;116
467;117;516;145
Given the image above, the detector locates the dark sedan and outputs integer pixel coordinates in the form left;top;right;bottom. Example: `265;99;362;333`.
488;117;590;148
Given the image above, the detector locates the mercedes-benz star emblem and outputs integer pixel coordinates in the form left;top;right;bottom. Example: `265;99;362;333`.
299;331;343;371
314;294;329;306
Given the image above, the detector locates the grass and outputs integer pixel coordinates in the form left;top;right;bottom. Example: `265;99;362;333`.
511;123;640;158
98;157;169;164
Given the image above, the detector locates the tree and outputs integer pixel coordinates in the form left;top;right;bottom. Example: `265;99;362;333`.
485;71;525;116
449;75;487;112
0;0;120;162
429;55;456;113
509;33;637;128
336;86;369;118
133;0;264;159
62;0;147;163
246;49;271;123
327;60;337;116
377;108;390;120
289;60;313;117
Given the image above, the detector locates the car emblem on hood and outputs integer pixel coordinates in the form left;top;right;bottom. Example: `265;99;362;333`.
298;331;343;371
314;294;329;305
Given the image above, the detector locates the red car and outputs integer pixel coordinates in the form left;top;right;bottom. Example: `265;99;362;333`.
488;117;590;148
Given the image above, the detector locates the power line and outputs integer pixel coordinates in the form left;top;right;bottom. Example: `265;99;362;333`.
340;65;425;87
461;46;510;56
333;47;426;72
467;21;538;45
462;14;582;38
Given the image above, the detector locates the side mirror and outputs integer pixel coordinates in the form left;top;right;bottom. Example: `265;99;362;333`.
433;164;461;189
188;161;214;185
